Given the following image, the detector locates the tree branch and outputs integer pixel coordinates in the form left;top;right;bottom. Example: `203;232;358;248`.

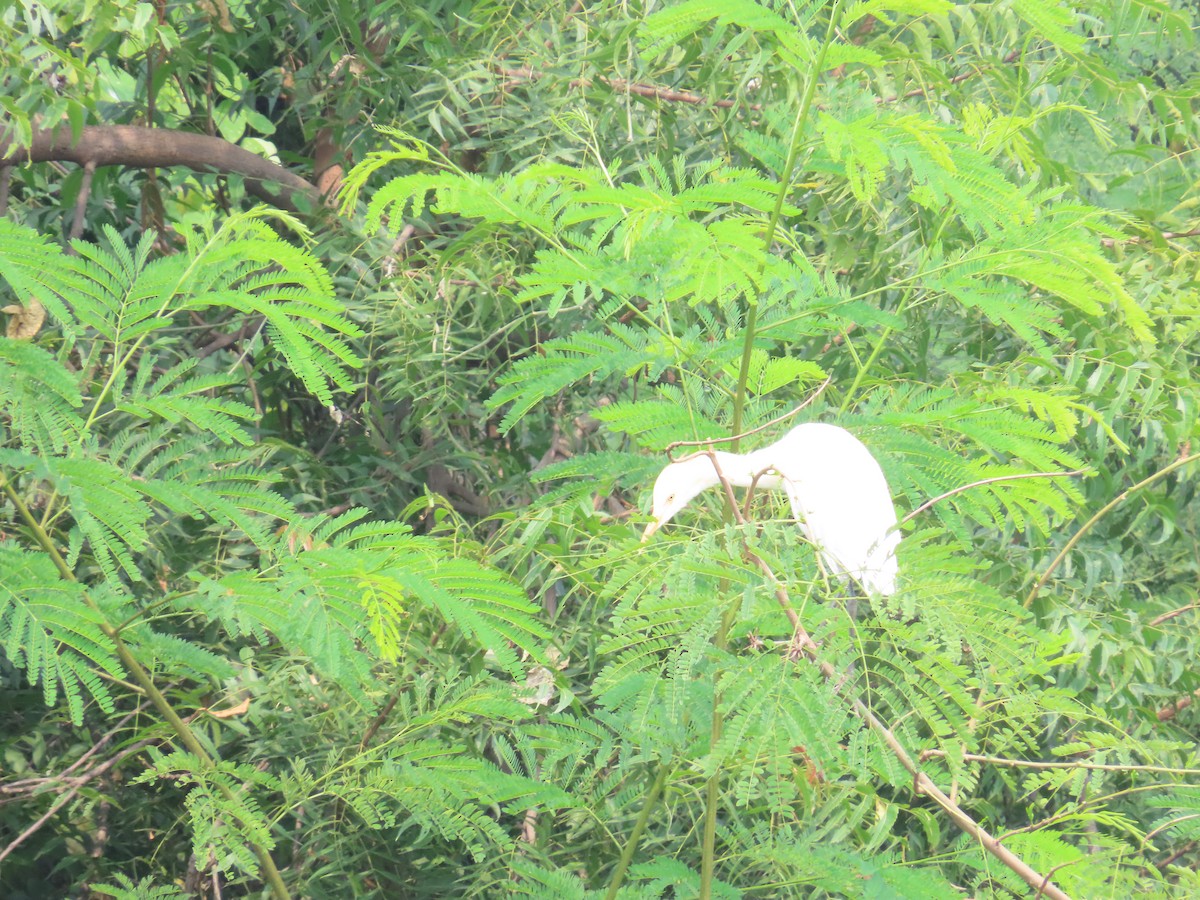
0;125;320;212
694;452;1072;900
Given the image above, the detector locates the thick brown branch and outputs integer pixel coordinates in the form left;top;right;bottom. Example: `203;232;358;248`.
0;125;320;211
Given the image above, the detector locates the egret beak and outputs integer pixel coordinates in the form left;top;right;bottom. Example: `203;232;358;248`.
641;519;663;542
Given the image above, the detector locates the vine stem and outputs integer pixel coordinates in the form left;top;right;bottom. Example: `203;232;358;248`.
1024;450;1200;609
729;0;846;447
0;469;293;900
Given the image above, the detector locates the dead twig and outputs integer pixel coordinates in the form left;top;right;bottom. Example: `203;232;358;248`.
0;713;160;864
498;50;1023;113
664;379;832;461
899;469;1088;527
681;450;1073;900
496;65;752;110
919;748;1200;777
1148;603;1200;628
1026;451;1200;609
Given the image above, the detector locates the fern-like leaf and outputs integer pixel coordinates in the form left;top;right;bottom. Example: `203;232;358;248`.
0;546;120;722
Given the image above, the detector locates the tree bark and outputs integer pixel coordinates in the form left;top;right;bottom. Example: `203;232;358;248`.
0;125;320;211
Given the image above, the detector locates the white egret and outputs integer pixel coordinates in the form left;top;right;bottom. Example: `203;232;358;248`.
642;423;901;596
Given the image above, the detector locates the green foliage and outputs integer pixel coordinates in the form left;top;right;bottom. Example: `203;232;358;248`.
133;750;282;873
327;0;1200;895
0;213;553;894
0;546;119;720
6;0;1200;897
92;874;187;900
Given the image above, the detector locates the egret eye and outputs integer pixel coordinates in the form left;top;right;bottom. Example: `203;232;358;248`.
667;494;676;503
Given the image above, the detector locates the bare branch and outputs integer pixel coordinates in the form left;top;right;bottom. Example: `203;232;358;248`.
664;379;832;460
685;452;1072;900
1148;603;1200;628
0;125;320;212
920;748;1200;777
496;65;749;110
900;469;1088;527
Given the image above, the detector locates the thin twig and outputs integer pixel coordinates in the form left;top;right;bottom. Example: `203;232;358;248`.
1156;840;1197;871
690;451;1071;900
1148;603;1200;628
1143;814;1200;848
919;749;1200;777
497;50;1022;113
360;691;402;752
496;65;752;110
0;735;158;864
196;315;265;358
878;49;1021;103
1;701;152;797
899;469;1088;527
664;379;831;460
1035;858;1086;899
1025;451;1200;608
1101;228;1200;248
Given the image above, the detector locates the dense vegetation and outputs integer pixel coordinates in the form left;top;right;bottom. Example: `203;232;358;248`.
3;1;1200;897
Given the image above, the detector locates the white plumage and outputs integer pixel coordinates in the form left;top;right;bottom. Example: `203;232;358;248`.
642;423;901;595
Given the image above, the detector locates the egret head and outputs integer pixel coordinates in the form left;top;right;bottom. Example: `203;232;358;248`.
642;455;717;542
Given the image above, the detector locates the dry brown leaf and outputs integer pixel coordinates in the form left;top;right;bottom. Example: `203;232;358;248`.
2;298;46;340
206;696;251;719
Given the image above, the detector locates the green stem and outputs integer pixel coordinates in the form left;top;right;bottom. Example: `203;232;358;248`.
730;303;760;448
604;763;670;900
112;592;184;634
0;469;292;900
838;281;919;415
730;0;846;446
1024;450;1200;609
1;470;73;575
698;594;741;900
837;324;893;416
710;9;848;896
